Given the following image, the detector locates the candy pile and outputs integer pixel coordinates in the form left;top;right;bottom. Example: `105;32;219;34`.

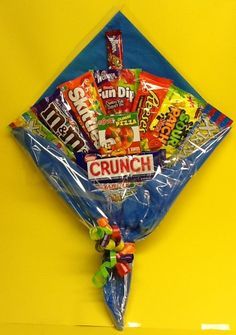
9;29;233;329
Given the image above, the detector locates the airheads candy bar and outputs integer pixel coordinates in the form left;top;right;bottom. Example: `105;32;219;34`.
76;150;166;182
152;85;205;156
9;110;75;161
131;71;173;151
58;72;105;149
106;30;123;70
97;112;141;157
93;69;141;115
32;89;92;154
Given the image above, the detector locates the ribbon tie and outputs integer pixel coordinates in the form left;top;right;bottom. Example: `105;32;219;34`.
89;217;135;287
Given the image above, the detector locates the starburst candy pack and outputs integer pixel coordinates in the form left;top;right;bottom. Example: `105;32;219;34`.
9;12;233;330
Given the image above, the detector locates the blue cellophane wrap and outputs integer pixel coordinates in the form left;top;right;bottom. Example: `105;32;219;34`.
11;11;233;330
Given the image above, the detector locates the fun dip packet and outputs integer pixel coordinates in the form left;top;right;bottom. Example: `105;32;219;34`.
93;69;141;115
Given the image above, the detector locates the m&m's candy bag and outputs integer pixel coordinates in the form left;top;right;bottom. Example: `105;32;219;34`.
32;89;93;154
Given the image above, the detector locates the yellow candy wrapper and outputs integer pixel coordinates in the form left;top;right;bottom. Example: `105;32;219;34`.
150;85;206;156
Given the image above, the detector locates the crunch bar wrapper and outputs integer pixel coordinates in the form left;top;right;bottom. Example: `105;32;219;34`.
9;12;234;331
32;89;92;154
94;69;141;115
58;71;106;149
131;71;173;151
9;110;75;161
76;150;165;183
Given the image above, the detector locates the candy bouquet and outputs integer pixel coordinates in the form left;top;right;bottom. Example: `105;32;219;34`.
9;12;232;330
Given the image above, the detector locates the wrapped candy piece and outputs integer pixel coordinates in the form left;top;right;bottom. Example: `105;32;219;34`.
76;150;166;183
58;71;106;149
93;69;141;115
97;181;144;203
32;89;93;153
132;71;173;151
154;85;205;156
97;112;141;156
106;30;123;70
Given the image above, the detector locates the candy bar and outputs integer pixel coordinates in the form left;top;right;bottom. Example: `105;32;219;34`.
76;150;166;182
97;112;141;156
131;71;173;151
87;154;154;180
32;89;92;154
59;72;105;149
106;30;123;70
97;181;143;203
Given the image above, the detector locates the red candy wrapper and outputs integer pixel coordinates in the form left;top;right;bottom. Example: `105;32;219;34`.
132;71;173;151
106;30;123;70
59;72;106;150
93;69;141;115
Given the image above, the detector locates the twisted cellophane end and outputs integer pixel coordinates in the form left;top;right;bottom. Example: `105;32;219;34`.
103;266;132;330
90;217;135;330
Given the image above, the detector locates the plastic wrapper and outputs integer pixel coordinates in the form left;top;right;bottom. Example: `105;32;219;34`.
94;69;141;114
106;30;123;70
97;112;141;156
9;11;233;330
32;89;93;153
9;110;75;161
58;71;106;149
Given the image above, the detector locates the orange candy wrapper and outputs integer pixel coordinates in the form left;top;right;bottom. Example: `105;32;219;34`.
132;71;173;151
59;72;106;150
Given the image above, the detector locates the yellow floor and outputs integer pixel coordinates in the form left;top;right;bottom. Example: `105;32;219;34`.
0;0;235;334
